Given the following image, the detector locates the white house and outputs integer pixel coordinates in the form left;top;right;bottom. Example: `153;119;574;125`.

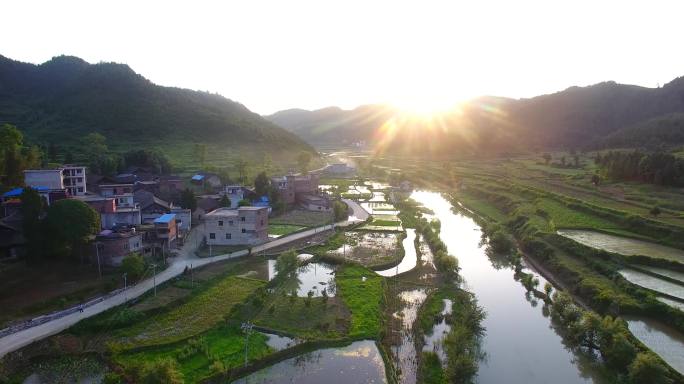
24;165;87;196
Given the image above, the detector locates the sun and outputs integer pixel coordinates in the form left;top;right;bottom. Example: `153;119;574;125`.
390;96;462;119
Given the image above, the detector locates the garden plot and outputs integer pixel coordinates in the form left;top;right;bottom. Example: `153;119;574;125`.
327;231;402;267
619;269;684;301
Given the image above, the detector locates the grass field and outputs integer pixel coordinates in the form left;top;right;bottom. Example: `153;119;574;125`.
268;224;306;236
114;276;265;348
270;209;333;227
335;265;384;338
115;325;272;382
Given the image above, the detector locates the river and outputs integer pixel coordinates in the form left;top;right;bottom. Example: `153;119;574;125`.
411;191;605;384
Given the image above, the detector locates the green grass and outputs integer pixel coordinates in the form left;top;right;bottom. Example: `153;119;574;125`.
534;198;623;231
114;276;265;348
254;294;348;339
335;265;384;338
115;325;271;383
270;209;334;227
420;351;446;384
268;224;306;236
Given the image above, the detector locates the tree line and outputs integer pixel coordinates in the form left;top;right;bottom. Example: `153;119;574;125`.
595;151;684;187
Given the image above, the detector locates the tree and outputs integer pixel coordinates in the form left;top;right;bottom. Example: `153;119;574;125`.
180;188;197;211
333;201;348;222
219;195;231;208
297;151;312;174
4;147;23;186
254;171;270;196
45;199;100;258
121;253;146;281
237;199;251;207
628;352;672;384
275;250;298;276
141;358;184;384
650;206;662;217
542;153;552;165
21;187;46;261
236;159;248;184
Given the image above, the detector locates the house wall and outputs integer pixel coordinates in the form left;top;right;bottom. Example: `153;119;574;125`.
24;170;63;190
205;208;268;246
96;233;142;266
62;166;87;196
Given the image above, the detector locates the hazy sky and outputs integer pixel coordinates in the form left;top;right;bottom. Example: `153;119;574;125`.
3;0;683;114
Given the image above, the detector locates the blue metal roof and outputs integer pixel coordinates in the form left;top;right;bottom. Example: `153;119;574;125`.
191;174;205;181
2;186;50;198
154;213;176;224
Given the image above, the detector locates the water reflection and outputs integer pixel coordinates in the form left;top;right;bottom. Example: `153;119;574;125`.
232;340;387;383
268;260;336;297
376;229;417;276
625;317;684;374
411;191;603;384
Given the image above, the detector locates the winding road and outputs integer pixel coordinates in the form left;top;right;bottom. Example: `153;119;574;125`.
0;199;368;357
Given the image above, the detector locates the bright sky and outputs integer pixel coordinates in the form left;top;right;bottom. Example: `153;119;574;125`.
3;0;683;115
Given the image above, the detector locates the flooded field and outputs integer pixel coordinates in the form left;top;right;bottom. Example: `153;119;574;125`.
327;231;400;267
232;340;387;383
389;289;428;384
557;229;684;262
637;265;684;283
413;191;605;384
618;269;684;301
268;260;336;297
657;297;684;311
376;229;417;276
625;317;684;375
422;298;453;363
361;202;399;215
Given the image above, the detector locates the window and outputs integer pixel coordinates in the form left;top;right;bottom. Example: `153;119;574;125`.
209;233;215;239
78;187;84;192
241;228;246;233
241;217;245;222
218;220;223;226
229;221;234;226
225;233;231;239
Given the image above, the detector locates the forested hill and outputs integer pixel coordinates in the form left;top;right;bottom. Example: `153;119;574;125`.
0;55;314;155
267;78;684;153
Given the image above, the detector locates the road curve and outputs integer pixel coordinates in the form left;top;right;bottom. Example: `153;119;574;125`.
0;200;369;357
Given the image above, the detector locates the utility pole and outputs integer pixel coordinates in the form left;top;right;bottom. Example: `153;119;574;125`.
151;263;157;297
123;272;128;302
95;242;102;279
190;263;194;288
241;321;254;367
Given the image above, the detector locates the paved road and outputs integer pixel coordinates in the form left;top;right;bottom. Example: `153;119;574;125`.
0;199;369;357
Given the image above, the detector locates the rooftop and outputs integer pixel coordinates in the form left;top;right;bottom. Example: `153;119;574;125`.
154;213;176;224
2;187;50;198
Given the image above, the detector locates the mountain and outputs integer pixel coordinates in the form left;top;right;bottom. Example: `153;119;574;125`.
601;113;684;150
0;55;315;160
267;78;684;153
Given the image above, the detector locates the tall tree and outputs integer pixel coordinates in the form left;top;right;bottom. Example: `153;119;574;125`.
254;172;270;196
20;187;46;261
4;148;23;186
45;199;100;259
219;194;231;208
297;151;312;174
180;188;197;211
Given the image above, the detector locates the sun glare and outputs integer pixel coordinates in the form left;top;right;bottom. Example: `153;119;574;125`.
390;96;464;119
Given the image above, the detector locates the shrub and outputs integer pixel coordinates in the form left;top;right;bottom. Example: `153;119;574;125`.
121;253;145;281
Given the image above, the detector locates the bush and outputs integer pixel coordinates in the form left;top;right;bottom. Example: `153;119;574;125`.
122;253;145;281
628;352;672;384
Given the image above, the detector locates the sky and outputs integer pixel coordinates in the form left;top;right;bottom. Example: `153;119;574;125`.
3;0;684;115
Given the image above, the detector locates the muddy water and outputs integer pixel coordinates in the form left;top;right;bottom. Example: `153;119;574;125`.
624;317;684;374
377;229;418;277
412;191;604;384
232;340;386;383
389;289;428;384
557;229;684;263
